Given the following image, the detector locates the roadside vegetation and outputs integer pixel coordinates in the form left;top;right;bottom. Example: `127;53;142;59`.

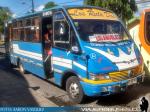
0;6;11;44
44;1;57;9
84;0;137;24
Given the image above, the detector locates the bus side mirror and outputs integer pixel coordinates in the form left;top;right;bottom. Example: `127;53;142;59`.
71;46;79;53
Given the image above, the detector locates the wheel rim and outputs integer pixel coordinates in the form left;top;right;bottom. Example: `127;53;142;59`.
69;82;79;98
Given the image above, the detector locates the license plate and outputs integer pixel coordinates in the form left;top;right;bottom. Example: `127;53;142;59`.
128;78;137;86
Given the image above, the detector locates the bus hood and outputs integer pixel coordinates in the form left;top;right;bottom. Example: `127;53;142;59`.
82;40;141;74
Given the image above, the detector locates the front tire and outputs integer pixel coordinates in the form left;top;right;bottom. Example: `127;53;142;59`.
66;76;85;104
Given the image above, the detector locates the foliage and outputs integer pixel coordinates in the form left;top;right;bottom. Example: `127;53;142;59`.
84;0;137;23
44;1;57;9
0;7;11;33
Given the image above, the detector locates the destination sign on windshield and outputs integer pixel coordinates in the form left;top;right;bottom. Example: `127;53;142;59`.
67;8;118;20
89;34;122;42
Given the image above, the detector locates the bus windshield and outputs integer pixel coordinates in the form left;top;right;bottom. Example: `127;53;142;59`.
73;20;129;43
67;8;129;43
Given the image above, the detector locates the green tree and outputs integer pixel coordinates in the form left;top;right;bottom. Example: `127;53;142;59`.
0;7;11;34
84;0;137;23
84;0;95;5
44;1;57;9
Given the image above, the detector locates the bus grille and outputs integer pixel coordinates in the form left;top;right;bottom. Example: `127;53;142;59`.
109;71;129;82
109;65;142;82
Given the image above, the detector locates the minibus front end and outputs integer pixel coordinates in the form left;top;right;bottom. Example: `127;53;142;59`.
66;6;145;103
80;40;145;96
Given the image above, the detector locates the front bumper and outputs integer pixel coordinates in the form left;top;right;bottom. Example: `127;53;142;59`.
80;72;145;96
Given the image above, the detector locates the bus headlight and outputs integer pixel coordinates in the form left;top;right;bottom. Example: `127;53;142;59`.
89;73;110;81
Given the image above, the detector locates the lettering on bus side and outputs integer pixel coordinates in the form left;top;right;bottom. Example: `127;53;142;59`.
67;8;117;20
43;11;52;17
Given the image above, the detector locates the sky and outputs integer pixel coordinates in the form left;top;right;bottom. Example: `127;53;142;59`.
0;0;83;17
136;1;150;16
0;0;149;18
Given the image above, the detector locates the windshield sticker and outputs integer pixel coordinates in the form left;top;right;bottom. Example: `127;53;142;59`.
67;8;117;20
90;41;130;47
89;34;122;42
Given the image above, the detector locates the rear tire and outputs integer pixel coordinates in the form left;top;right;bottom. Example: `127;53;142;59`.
66;76;85;104
9;57;15;68
18;60;25;74
10;63;15;68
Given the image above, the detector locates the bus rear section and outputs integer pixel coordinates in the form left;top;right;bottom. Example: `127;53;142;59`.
6;6;145;104
6;15;53;78
129;9;150;75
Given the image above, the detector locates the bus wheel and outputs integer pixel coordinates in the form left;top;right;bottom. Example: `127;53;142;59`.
18;60;25;74
8;57;15;68
9;61;15;68
66;76;85;104
10;63;15;68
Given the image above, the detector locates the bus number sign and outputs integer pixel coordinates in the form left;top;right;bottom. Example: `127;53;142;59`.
43;11;52;17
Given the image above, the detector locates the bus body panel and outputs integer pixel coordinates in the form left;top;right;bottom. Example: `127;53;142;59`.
52;48;73;86
52;47;87;85
82;40;141;73
10;41;45;78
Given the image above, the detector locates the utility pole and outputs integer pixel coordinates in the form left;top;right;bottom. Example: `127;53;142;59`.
31;0;34;13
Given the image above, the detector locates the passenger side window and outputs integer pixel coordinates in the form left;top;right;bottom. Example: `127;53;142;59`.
12;21;20;41
53;11;70;49
24;19;33;41
11;17;40;42
32;17;40;42
71;29;80;53
24;17;40;42
71;30;78;47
